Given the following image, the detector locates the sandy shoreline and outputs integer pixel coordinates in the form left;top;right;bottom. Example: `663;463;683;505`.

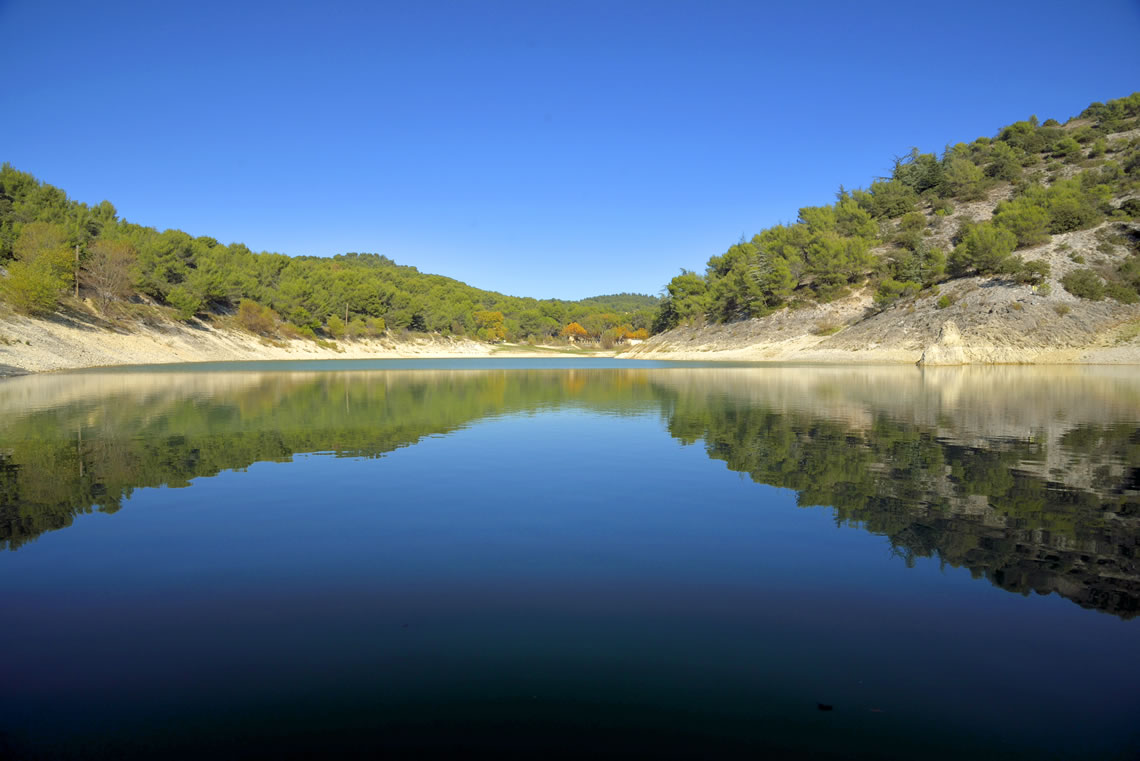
0;314;623;375
4;307;1139;376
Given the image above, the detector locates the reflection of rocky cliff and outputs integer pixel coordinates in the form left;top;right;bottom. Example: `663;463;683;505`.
1;366;1137;617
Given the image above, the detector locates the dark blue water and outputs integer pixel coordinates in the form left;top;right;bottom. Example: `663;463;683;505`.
1;363;1137;759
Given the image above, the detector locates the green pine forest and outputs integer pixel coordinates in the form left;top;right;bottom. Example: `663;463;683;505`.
0;177;659;344
2;93;1139;342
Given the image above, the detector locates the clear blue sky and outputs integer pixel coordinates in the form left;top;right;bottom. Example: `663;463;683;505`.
2;0;1138;300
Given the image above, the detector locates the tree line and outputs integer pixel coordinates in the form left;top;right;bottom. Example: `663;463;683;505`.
653;92;1140;331
0;170;658;342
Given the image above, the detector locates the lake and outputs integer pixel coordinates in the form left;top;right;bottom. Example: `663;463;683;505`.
1;360;1137;759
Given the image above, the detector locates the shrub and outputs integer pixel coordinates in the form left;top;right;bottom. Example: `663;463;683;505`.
930;198;954;216
937;294;953;309
279;322;303;339
1072;126;1098;143
993;201;1050;248
237;299;278;335
997;120;1047;153
1;221;74;314
1014;259;1051;285
1061;269;1105;300
874;278;921;310
1053;137;1081;160
1118;254;1140;291
811;320;842;336
898;211;926;234
1106;281;1139;304
600;327;627;348
1;258;66;314
891;244;946;286
950;223;1017;274
1041;185;1105;233
1054;304;1071;316
1037;283;1052;296
940;157;986;200
326;314;346;339
346;317;369;338
366;316;386;336
166;285;202;321
986;142;1023;181
1089;139;1108;158
866;179;918;218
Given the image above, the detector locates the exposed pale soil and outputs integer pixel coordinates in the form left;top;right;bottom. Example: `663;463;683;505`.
0;312;613;375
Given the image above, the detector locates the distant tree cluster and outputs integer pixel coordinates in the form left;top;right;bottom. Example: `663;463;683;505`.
0;165;658;341
654;92;1140;331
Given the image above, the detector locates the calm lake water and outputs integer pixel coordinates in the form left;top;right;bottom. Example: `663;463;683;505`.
1;360;1137;759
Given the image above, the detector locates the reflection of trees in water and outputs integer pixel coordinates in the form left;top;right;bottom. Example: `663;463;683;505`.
1;369;1137;618
666;396;1139;619
0;372;662;551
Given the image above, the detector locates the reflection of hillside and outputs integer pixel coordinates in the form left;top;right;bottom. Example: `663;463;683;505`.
0;370;664;551
650;366;1140;499
1;366;1137;617
656;368;1140;619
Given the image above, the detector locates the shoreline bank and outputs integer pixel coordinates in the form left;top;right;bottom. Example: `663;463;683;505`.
0;314;621;375
3;311;1139;375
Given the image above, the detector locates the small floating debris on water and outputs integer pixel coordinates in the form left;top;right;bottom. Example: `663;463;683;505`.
817;703;834;712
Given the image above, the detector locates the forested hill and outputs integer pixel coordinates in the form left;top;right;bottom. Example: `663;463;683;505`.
0;172;657;343
652;93;1140;333
5;92;1140;351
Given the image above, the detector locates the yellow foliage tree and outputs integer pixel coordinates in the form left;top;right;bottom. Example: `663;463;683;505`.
474;310;507;342
2;222;73;314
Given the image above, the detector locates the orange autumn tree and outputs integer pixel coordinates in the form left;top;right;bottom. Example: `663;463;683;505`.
561;321;588;340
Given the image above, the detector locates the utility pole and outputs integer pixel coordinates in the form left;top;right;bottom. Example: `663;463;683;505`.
74;243;80;299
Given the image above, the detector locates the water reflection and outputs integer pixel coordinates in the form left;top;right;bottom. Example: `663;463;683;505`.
1;365;1137;618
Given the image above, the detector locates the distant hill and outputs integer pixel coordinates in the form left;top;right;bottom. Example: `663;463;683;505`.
575;293;662;311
